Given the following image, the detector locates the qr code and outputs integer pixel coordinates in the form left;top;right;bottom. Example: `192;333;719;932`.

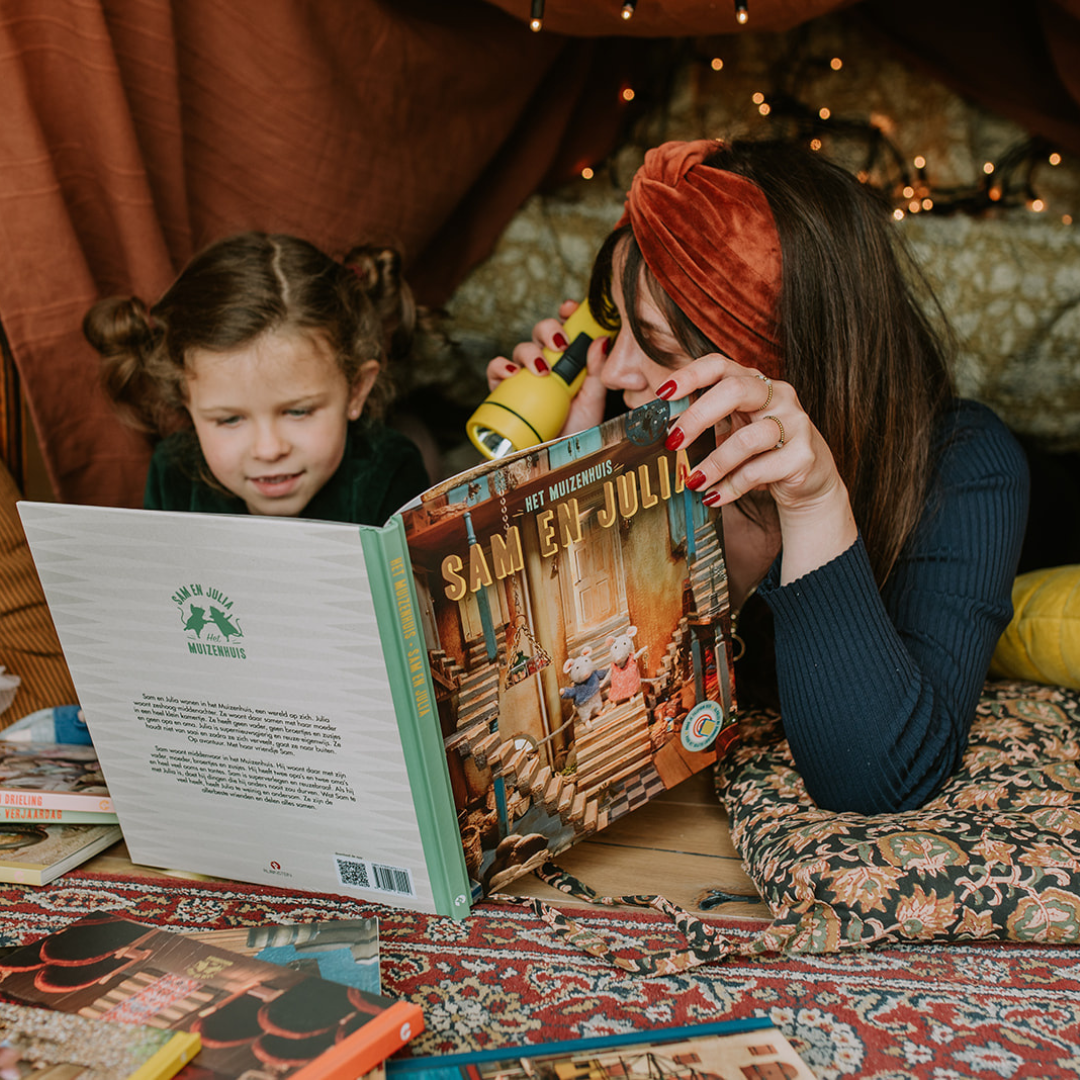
334;856;414;896
335;857;371;888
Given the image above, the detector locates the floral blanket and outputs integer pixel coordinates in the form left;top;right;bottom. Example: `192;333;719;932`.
716;680;1080;953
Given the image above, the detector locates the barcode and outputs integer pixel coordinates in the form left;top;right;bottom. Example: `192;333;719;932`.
334;855;415;897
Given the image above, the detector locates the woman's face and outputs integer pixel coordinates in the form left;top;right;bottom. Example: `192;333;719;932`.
599;259;699;411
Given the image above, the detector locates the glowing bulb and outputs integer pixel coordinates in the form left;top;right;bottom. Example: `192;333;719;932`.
581;167;594;180
819;107;831;120
983;162;994;175
913;155;926;170
711;57;724;71
529;18;542;30
909;200;920;213
893;208;905;220
1050;152;1062;166
830;57;843;70
810;138;822;151
622;87;635;102
1064;214;1073;225
921;198;933;210
752;92;765;104
1030;199;1045;212
902;186;914;199
759;103;771;116
989;188;1002;202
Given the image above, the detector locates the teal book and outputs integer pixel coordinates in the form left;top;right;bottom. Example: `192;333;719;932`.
18;399;736;916
386;1018;815;1080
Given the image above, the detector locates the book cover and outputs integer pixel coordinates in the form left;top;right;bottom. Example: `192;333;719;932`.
0;743;115;815
0;913;422;1080
185;918;381;995
385;1018;815;1080
17;398;736;914
398;397;737;895
0;822;122;885
0;998;200;1080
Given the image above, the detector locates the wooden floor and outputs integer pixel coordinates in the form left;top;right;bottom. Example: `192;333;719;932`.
85;769;766;921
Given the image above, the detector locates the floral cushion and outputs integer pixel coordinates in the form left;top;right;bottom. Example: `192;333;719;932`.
716;680;1080;953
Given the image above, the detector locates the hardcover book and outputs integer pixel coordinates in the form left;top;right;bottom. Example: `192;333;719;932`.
0;743;118;821
18;398;737;917
0;998;200;1080
0;822;122;885
385;1018;815;1080
0;913;422;1080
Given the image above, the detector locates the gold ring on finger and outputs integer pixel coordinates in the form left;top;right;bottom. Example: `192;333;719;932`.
764;414;785;449
755;372;774;411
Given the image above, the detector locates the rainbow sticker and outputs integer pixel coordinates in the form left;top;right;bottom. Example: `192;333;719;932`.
681;700;728;752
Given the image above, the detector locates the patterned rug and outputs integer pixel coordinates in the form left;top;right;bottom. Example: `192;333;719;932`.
2;871;1080;1079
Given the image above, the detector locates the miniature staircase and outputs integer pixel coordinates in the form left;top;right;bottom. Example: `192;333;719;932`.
688;520;729;617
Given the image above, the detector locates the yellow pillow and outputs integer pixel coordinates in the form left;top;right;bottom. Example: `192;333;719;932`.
990;565;1080;690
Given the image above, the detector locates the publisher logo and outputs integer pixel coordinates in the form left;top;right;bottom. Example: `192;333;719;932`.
172;583;247;661
681;700;729;752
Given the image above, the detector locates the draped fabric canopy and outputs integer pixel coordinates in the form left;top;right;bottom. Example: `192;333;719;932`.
2;0;1078;507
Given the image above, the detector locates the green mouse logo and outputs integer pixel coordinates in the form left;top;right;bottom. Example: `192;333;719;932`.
171;583;247;660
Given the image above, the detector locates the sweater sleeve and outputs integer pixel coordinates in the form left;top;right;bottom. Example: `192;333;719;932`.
756;400;1030;814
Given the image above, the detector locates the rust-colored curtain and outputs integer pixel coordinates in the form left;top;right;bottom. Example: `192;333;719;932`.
3;0;1079;508
0;0;638;507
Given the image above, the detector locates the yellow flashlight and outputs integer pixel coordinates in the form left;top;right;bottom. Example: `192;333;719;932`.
466;301;611;460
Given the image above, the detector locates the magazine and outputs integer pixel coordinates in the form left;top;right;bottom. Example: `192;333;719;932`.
0;913;422;1080
18;397;737;916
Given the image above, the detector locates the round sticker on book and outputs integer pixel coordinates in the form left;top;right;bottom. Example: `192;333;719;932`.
681;700;727;752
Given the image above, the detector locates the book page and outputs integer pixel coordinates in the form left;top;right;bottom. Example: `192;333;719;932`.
18;506;438;911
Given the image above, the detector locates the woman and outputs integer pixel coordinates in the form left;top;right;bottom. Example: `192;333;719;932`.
488;138;1029;814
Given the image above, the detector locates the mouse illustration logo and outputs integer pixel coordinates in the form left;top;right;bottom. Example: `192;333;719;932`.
172;583;247;660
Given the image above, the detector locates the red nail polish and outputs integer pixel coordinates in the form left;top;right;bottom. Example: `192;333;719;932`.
664;427;684;451
686;470;707;491
702;490;722;507
656;380;677;400
553;333;569;350
535;358;549;374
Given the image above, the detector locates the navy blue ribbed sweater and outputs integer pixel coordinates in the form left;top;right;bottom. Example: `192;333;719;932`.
751;399;1029;814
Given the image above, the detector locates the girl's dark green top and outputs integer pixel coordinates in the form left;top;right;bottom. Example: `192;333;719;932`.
143;422;430;526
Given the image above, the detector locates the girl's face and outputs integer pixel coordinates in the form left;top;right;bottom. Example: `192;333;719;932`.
184;329;377;516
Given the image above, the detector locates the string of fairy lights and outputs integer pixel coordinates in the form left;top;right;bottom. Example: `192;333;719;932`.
527;4;1072;225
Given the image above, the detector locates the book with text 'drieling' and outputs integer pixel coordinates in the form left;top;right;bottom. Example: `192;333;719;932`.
18;397;737;915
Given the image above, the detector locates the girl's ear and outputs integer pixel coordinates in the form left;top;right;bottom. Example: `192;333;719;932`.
346;360;380;421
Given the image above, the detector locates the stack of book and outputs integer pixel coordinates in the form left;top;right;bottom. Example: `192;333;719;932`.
0;742;121;885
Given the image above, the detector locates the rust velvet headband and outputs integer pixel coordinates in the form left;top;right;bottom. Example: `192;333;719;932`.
620;139;784;380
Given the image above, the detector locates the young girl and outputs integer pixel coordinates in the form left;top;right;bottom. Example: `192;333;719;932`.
489;138;1030;815
85;231;431;525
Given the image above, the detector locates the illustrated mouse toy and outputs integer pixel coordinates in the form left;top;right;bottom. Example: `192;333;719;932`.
560;647;610;727
606;625;648;704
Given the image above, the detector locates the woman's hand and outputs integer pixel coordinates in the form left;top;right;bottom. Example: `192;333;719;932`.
486;300;612;438
659;355;858;584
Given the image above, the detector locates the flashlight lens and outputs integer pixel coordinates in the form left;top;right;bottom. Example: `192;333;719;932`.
473;426;517;459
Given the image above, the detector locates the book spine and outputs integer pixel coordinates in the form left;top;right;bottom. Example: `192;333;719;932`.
290;999;424;1080
361;516;472;919
0;790;114;813
1;806;119;824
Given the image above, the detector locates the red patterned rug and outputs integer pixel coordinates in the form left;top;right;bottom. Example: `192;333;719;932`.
2;871;1080;1078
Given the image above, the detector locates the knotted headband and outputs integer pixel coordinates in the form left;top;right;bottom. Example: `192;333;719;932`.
620;139;784;380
